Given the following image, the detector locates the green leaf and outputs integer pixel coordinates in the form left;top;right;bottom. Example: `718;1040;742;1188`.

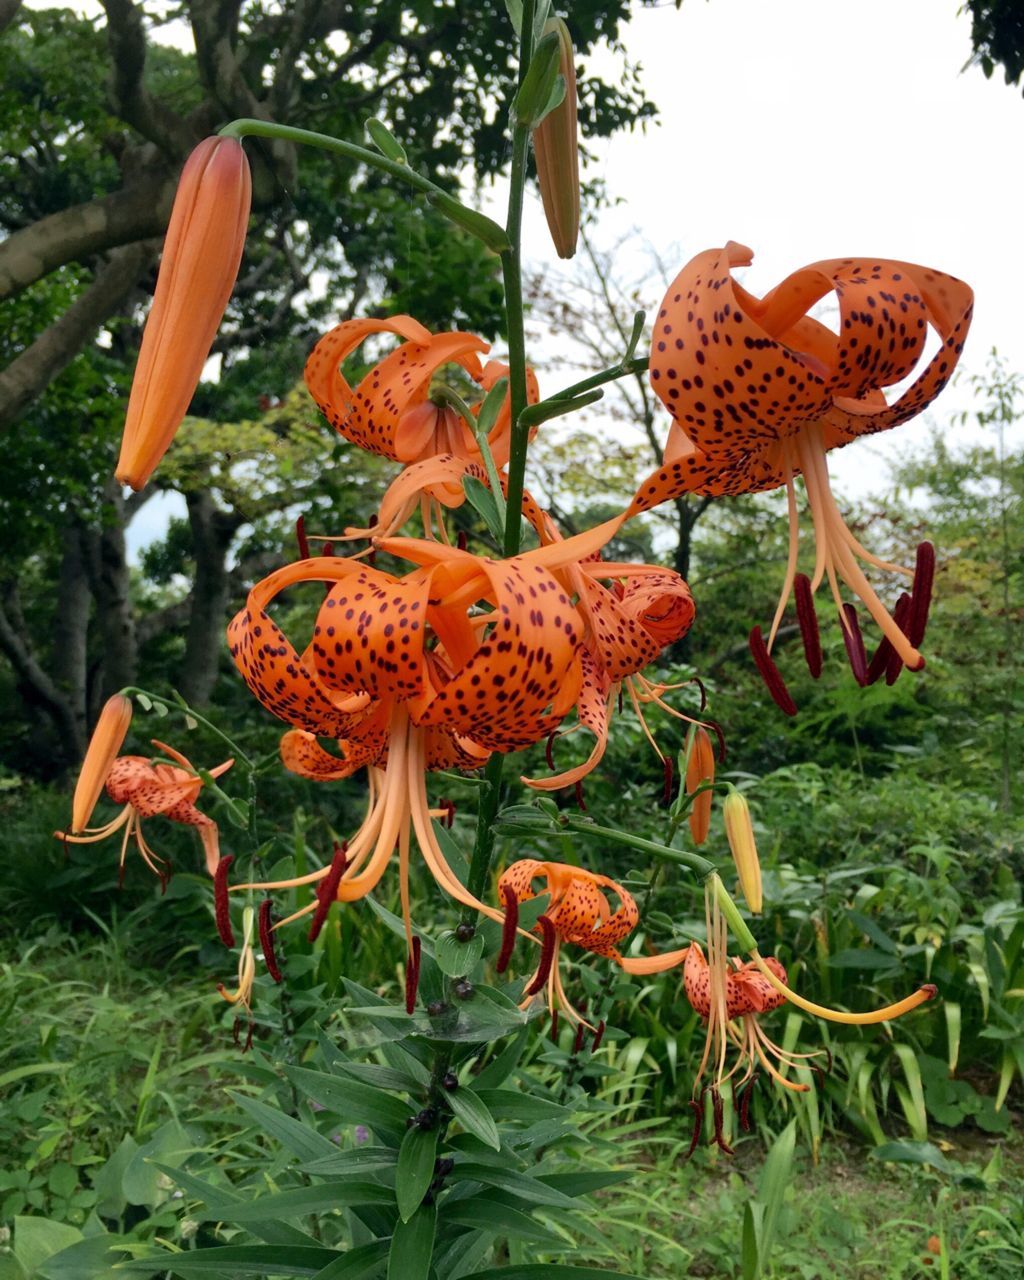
472;1027;529;1090
537;1170;631;1198
472;1089;568;1124
396;1125;438;1222
870;1141;952;1173
742;1200;764;1280
115;1245;340;1275
435;929;486;978
387;1202;436;1280
513;30;562;124
464;1268;646;1279
475;377;509;436
443;1192;564;1246
299;1148;398;1178
311;1241;391;1279
151;1163;318;1249
13;1218;81;1274
446;1089;500;1151
826;948;901;970
365;118;407;164
463;476;505;544
200;1182;394;1223
228;1091;341;1163
518;390;603;429
0;1062;68;1089
90;1134;138;1219
451;1162;577;1209
36;1237;129;1280
284;1066;414;1135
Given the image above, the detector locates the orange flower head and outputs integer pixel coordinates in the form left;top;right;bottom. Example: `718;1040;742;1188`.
70;694;133;833
117;137;251;491
631;243;973;711
304;320;539;539
532;17;580;259
57;739;233;882
224;536;598;999
496;859;639;1024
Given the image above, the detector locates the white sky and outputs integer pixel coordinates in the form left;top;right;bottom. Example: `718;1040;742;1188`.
21;0;1024;552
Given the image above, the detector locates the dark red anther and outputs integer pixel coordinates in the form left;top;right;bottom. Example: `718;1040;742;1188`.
810;1063;826;1088
232;1017;241;1048
308;843;349;943
295;515;310;560
841;604;868;686
524;915;557;995
243;1021;254;1053
908;541;935;649
118;860;126;889
496;885;519;974
865;592;908;685
158;865;172;897
705;717;728;763
456;529;468;551
214;854;235;948
711;1088;734;1155
405;936;422;1015
749;626;798;716
574;780;587;811
690;675;708;712
550;1010;559;1042
823;1046;834;1075
738;1077;757;1132
321;541;335;557
258;898;283;983
793;573;823;678
684;1096;704;1160
883;592;914;686
444;799;456;829
617;688;624;714
662;756;674;806
573;1022;586;1054
367;513;378;567
591;1019;606;1052
545;732;557;771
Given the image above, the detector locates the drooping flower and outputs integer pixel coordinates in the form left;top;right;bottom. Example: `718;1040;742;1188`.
224;537;595;997
303;319;539;539
531;17;580;259
684;878;937;1152
633;243;973;710
495;859;690;1023
117;137;252;490
57;738;233;883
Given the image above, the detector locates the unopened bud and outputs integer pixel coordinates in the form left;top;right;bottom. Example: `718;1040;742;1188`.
530;18;579;259
684;725;715;846
723;790;763;915
69;694;133;832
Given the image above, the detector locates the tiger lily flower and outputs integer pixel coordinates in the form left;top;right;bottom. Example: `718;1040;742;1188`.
304;319;539;540
57;738;233;883
685;878;937;1152
496;859;690;1023
117;137;251;490
634;243;973;711
225;536;596;996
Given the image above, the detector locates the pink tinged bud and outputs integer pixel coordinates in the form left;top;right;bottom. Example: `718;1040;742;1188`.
117;137;252;491
723;790;763;915
71;694;133;832
531;18;580;260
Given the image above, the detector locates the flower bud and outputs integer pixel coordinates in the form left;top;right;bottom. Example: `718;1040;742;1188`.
117;137;251;491
684;725;715;846
70;694;133;832
723;790;763;915
531;18;579;259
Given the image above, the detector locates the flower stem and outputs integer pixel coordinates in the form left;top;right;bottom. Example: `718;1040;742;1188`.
563;814;719;881
462;0;537;921
550;356;650;403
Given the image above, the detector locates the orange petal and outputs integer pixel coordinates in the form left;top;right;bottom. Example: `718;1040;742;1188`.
71;694;133;832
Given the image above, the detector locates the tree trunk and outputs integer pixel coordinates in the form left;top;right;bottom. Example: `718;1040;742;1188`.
85;477;138;695
178;489;241;706
52;521;93;744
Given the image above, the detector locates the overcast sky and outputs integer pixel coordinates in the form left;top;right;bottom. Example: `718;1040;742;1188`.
25;0;1024;551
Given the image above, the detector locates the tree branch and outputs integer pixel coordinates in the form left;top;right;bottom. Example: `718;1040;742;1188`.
0;579;84;756
0;240;157;432
0;179;174;300
0;0;22;35
100;0;194;155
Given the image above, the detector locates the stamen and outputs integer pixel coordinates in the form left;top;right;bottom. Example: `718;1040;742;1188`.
545;732;557;770
457;529;468;551
841;604;868;685
574;780;587;811
496;885;519;973
573;1023;586;1053
367;514;378;567
258;899;283;983
662;756;674;806
794;573;823;678
550;1010;560;1041
690;674;708;712
308;843;349;943
295;515;310;560
591;1019;606;1052
525;915;557;995
684;1096;704;1160
908;541;935;648
749;627;798;715
865;591;910;685
752;952;938;1024
711;1088;734;1154
405;936;422;1015
243;1021;254;1053
214;854;235;947
738;1077;757;1131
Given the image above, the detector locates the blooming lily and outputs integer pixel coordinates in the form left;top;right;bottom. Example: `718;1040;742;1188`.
635;243;973;710
117;137;252;490
57;738;233;883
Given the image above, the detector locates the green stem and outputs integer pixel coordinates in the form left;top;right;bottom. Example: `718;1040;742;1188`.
218;120;508;252
550;356;649;403
461;0;536;920
120;686;255;769
563;815;718;880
